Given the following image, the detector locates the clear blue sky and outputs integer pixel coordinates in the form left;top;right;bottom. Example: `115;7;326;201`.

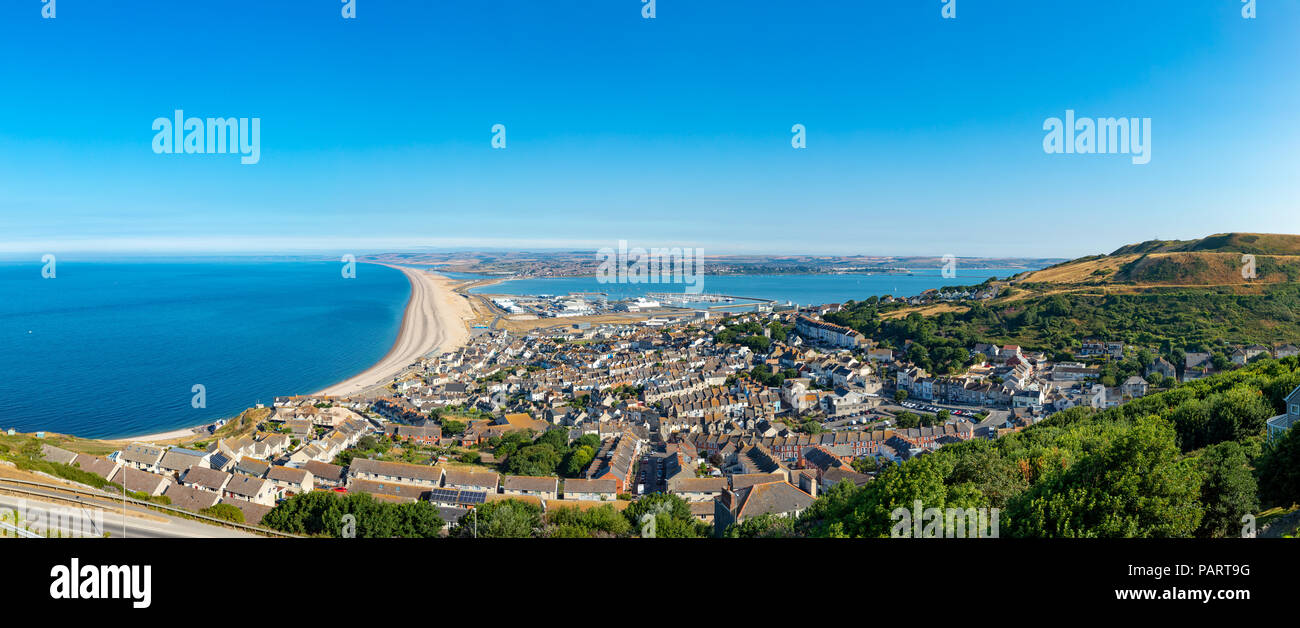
0;0;1296;258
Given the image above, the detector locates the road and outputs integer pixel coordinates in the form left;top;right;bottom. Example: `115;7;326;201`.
637;451;668;494
0;484;255;538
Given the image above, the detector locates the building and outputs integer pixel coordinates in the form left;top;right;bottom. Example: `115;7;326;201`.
1146;357;1176;380
501;475;559;500
562;478;618;501
158;448;209;476
71;454;119;481
795;315;864;349
713;480;815;535
1266;385;1300;444
181;466;233;494
109;467;172;496
1120;376;1149;399
303;460;347;488
163;483;221;512
223;473;277;506
387;423;442;445
442;468;501;493
266;465;314;498
117;443;166;474
667;477;727;502
1080;339;1124;359
350;459;444;488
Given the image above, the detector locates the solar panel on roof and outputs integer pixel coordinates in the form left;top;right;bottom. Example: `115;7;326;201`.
428;488;465;504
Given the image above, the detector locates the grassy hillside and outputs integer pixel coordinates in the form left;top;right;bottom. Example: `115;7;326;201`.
1110;233;1300;256
1015;233;1300;288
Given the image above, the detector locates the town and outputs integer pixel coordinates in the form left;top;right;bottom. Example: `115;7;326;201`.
29;292;1299;537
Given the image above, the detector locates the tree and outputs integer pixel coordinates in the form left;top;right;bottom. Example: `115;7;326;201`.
504;444;562;476
450;499;542;538
560;445;595;477
1257;425;1300;509
262;492;444;538
440;419;466;436
545;504;631;538
801;455;981;538
725;513;798;538
1007;417;1205;537
623;493;709;538
850;457;878;474
894;389;909;403
1196;441;1258;538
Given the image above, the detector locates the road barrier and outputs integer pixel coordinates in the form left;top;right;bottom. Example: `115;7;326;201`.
0;477;299;538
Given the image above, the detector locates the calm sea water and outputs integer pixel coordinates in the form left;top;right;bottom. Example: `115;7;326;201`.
0;260;408;439
471;269;1027;306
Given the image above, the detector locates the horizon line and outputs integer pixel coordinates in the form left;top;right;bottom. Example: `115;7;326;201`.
0;236;1075;260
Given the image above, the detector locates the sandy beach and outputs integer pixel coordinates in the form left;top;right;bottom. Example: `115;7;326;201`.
106;426;207;445
314;264;473;398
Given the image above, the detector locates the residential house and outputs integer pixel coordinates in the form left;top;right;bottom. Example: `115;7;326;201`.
158;448;209;476
163;483;221;512
667;477;727;502
222;473;277;506
441;468;500;493
1120;376;1149;399
108;467;172;496
350;458;444;488
118;443;166;474
501;475;559;500
181;466;232;494
72;454;119;481
266;465;314;498
562;478;618;501
302;460;347;488
713;480;815;535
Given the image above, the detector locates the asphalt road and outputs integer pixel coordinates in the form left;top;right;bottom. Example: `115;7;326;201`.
0;485;255;539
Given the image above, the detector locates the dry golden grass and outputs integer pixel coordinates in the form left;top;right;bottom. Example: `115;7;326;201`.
880;303;970;320
1018;251;1300;288
1017;255;1135;284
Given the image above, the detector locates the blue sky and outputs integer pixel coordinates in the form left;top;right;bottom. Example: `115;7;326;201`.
0;0;1296;258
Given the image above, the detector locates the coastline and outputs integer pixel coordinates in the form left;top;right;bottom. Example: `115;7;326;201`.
110;264;473;444
313;264;473;398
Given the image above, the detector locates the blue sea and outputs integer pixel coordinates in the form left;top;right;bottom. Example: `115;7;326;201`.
471;268;1026;306
0;260;409;439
